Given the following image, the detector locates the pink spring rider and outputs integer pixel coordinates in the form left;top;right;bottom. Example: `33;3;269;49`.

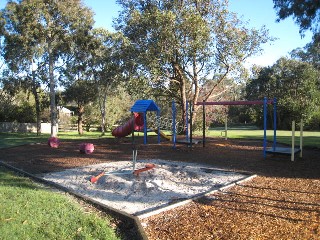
79;143;94;154
48;137;60;148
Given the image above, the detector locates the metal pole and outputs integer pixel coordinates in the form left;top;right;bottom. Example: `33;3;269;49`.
300;119;303;158
189;101;193;148
172;100;176;149
263;97;267;159
131;112;135;144
225;115;228;140
202;100;205;148
291;120;295;161
157;110;160;144
131;111;136;160
186;101;189;141
273;98;277;150
143;112;147;144
132;149;137;171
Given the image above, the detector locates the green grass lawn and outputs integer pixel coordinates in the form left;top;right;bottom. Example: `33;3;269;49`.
196;128;320;148
0;166;120;240
0;131;113;149
0;132;50;148
1;128;319;148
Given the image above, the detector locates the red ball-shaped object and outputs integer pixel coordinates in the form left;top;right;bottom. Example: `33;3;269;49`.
48;137;60;148
79;143;94;154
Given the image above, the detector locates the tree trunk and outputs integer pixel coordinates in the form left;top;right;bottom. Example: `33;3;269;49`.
48;40;57;137
191;56;200;128
98;88;107;136
180;79;187;133
31;69;41;135
78;104;84;135
173;62;187;133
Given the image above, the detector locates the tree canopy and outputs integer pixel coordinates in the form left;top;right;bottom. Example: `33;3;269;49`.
273;0;320;36
1;0;95;136
115;0;272;126
246;57;320;129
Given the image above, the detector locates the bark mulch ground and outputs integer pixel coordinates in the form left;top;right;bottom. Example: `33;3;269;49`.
0;136;319;239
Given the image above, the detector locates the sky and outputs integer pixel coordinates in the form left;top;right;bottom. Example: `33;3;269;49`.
0;0;313;67
228;0;312;66
81;0;312;67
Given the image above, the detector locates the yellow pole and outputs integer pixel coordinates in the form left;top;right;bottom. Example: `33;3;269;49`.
291;120;295;161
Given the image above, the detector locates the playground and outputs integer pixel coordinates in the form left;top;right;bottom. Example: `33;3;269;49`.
0;98;319;239
0;133;319;239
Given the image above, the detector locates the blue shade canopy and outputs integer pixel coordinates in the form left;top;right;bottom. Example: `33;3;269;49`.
130;100;160;113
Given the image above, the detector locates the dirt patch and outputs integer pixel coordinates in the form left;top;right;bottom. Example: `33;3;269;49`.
0;136;319;239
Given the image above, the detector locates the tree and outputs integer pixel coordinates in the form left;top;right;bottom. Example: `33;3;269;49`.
290;35;320;70
1;0;94;136
0;88;16;122
0;87;37;123
115;0;271;128
273;0;320;34
104;85;132;129
88;29;128;135
0;11;5;72
63;80;97;135
246;57;320;129
59;27;129;135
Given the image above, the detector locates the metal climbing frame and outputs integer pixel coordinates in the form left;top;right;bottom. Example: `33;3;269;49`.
196;97;276;158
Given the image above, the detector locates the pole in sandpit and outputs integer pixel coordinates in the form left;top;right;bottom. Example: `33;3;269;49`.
132;148;137;171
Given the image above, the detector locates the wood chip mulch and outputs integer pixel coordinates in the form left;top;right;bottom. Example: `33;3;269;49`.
142;176;320;240
0;136;319;239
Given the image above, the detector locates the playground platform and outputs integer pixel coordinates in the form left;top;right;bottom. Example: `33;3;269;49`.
266;147;301;155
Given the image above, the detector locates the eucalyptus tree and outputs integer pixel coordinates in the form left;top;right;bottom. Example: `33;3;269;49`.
62;27;130;135
273;0;320;78
290;36;320;70
115;0;272;127
89;29;129;135
63;80;97;135
1;0;94;136
246;57;320;129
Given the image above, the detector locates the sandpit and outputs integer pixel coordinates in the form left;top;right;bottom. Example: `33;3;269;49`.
40;159;252;217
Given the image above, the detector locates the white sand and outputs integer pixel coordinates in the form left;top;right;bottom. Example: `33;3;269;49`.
40;159;250;216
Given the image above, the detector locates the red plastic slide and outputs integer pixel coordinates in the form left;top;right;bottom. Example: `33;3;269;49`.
112;113;144;137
